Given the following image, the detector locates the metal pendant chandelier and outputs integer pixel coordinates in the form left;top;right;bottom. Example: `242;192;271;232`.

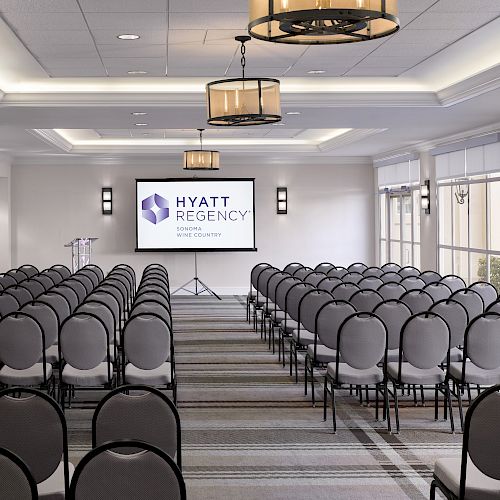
248;0;400;45
206;36;281;126
183;129;220;170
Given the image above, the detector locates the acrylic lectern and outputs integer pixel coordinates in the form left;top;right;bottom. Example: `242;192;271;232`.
65;238;98;273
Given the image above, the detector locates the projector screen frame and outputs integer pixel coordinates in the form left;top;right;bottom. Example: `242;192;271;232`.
135;177;257;253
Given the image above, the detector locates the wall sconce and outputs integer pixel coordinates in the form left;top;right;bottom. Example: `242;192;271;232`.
102;188;112;215
277;187;287;214
420;180;430;215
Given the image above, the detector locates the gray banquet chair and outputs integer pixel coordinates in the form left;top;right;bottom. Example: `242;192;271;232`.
6;269;28;283
0;273;18;290
398;266;420;278
380;271;403;284
357;276;384;291
75;269;100;289
283;262;303;275
18;265;39;278
331;282;360;302
400;289;434;314
400;276;426;291
41;269;63;285
317;277;342;293
0;293;20;317
423;282;452;303
31;274;56;292
348;262;368;274
469;281;498;308
293;267;314;281
314;263;335;274
324;312;390;433
304;272;327;287
130;299;172;327
362;267;384;278
377;282;406;301
448;313;500;430
419;270;442;285
381;263;401;273
263;271;289;352
50;265;71;280
92;385;182;470
450;288;484;322
0;388;72;499
349;289;383;312
52;285;79;313
431;384;500;500
123;313;177;404
342;272;364;285
37;292;71;325
486;298;500;314
440;275;466;293
62;279;87;303
386;312;454;433
19;280;45;300
0;446;38;500
327;267;348;279
68;441;185;500
3;286;33;307
71;274;94;295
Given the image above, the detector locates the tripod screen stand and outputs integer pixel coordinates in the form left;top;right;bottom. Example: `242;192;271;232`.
173;252;221;300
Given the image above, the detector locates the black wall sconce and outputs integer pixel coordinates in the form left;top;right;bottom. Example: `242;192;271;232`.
420;180;430;215
102;187;112;215
277;187;287;214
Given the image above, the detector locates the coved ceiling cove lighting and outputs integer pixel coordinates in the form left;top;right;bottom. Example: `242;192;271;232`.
248;0;399;45
183;129;220;171
206;36;281;126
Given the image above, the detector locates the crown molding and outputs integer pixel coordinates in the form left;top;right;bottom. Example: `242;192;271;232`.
28;129;72;152
319;128;387;153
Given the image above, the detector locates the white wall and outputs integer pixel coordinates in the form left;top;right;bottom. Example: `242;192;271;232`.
0;156;11;270
10;161;375;293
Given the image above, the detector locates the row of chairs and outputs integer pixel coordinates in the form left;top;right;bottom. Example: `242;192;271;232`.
0;385;184;499
248;262;500;434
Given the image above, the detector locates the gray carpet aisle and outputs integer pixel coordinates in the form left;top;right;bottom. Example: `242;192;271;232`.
67;295;463;500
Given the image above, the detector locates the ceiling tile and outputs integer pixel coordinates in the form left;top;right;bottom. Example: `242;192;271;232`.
84;12;167;31
169;0;246;13
168;43;235;68
91;29;167;45
46;67;107;77
2;11;87;30
169;12;247;30
392;28;471;45
397;0;437;13
97;44;166;58
31;44;100;59
409;11;498;30
226;64;290;78
42;57;104;69
345;66;409;76
168;30;206;45
21;30;94;45
80;0;168;12
351;55;426;68
430;0;500;12
0;0;80;12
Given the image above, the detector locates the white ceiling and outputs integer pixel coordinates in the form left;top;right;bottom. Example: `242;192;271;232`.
0;1;499;163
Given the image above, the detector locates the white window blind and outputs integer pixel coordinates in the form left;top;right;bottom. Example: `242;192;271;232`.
377;160;420;187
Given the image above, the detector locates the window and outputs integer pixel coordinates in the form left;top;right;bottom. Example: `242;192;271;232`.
438;176;500;288
379;187;421;267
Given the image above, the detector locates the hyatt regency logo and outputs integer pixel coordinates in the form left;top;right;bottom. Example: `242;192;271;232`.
142;194;169;225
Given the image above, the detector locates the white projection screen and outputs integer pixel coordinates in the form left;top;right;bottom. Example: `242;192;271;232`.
136;178;256;252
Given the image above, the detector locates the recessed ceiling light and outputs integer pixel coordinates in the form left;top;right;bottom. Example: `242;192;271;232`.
131;112;147;116
117;34;140;40
134;123;148;126
272;122;285;126
307;70;326;74
142;133;150;136
286;111;301;115
127;70;148;75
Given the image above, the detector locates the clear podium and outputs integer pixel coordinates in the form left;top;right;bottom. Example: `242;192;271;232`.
65;238;98;273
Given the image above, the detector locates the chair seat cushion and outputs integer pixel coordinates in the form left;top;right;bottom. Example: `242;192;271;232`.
307;344;337;364
281;319;299;334
270;309;288;323
292;329;315;346
264;301;275;314
449;361;500;385
386;348;399;363
434;457;500;500
387;362;445;385
44;344;59;364
448;347;463;363
38;461;75;500
0;363;53;386
327;363;383;385
125;362;172;385
62;363;113;386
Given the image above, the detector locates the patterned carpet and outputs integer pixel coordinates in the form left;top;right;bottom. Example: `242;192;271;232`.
66;295;463;499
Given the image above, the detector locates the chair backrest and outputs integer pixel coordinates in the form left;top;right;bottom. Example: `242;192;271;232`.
469;281;498;308
347;262;367;274
21;301;59;348
342;272;363;285
298;289;333;333
317;277;342;293
18;265;39;278
440;274;466;293
139;280;169;295
6;269;28;283
250;263;271;291
429;299;469;349
380;271;402;284
31;274;55;291
102;279;128;310
0;273;18;290
399;266;420;278
37;292;71;323
285;283;315;322
274;277;301;312
19;280;45;300
419;270;442;285
69;441;186;500
486;299;500;315
304;272;327;287
327;267;348;279
72;274;95;295
316;300;356;350
331;282;360;302
83;265;104;282
314;263;335;274
51;265;71;280
0;446;38;500
112;264;134;285
400;276;425;291
256;267;279;298
338;313;387;370
400;312;450;370
130;300;171;326
381;262;401;273
0;293;20;317
76;302;116;344
63;279;88;303
349;289;383;312
108;273;133;302
95;284;124;315
93;385;181;468
450;288;484;321
134;291;170;311
266;272;289;304
41;269;63;285
357;276;384;291
282;262;303;275
53;285;79;313
0;312;45;370
60;313;110;371
373;300;412;350
3;286;33;307
464;313;500;371
292;267;314;281
377;282;406;301
400;289;434;314
0;388;69;493
460;384;500;498
362;267;383;278
423;282;452;302
76;269;100;289
124;313;172;370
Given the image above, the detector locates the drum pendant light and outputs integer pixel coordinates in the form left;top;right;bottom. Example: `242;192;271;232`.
183;129;220;170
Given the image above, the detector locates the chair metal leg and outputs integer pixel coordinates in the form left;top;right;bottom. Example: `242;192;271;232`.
289;342;293;376
420;385;425;407
392;381;400;434
294;346;299;384
304;355;308;395
384;383;392;433
331;380;337;434
311;365;316;407
457;385;465;432
446;384;455;433
323;376;328;421
435;387;439;420
430;480;437;500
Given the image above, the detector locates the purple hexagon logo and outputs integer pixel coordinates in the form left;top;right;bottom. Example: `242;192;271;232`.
142;194;169;225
